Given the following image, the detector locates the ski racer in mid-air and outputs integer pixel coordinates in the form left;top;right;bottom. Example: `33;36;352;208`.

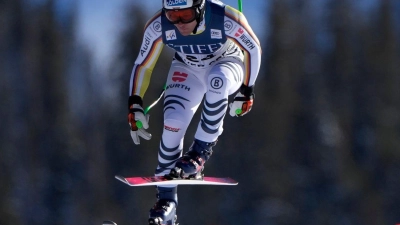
127;0;261;224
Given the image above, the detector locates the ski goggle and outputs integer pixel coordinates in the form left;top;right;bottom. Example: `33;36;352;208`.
164;8;197;24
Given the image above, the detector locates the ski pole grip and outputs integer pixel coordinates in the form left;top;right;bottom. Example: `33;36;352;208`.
133;85;166;130
135;105;151;129
136;120;143;129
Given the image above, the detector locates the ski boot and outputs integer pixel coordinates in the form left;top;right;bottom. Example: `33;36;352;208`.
169;139;216;179
149;186;178;225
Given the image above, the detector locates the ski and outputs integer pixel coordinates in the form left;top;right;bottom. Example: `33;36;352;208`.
115;175;238;186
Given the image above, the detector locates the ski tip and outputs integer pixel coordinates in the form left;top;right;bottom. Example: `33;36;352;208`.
102;220;117;225
115;175;128;184
226;177;239;185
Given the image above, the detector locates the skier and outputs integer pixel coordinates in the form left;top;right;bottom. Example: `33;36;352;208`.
127;0;261;224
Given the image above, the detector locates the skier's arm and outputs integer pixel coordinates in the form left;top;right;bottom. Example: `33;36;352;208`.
224;6;261;117
129;11;164;98
128;11;163;145
224;5;262;88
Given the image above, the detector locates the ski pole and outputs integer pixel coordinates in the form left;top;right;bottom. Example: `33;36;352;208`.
238;0;242;12
234;0;244;115
135;84;166;129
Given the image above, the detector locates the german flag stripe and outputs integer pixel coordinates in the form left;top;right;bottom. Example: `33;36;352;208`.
144;10;162;31
132;37;164;96
227;37;252;85
224;6;261;47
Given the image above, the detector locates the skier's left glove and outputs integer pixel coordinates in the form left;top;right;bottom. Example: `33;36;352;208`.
128;95;152;145
229;84;254;117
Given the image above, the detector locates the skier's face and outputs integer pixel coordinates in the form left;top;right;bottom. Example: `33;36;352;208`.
174;20;197;36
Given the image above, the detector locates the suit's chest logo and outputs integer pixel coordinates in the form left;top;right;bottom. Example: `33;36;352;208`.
166;30;177;41
211;29;222;39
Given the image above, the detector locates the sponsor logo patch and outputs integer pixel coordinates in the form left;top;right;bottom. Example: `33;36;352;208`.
240;34;256;50
167;43;223;54
166;30;177;41
235;27;244;37
224;21;233;31
210;77;223;89
166;0;188;7
211;29;222;39
234;27;255;50
164;125;181;132
167;83;191;91
140;35;152;56
172;72;188;82
153;21;162;33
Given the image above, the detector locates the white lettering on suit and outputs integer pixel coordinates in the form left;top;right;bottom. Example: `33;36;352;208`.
169;43;223;54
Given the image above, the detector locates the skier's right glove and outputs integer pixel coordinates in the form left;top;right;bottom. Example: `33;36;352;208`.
128;95;152;145
229;84;254;117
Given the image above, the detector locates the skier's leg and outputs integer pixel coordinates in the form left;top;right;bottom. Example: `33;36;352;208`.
148;186;178;225
196;60;244;141
173;59;244;177
150;61;206;224
155;61;206;177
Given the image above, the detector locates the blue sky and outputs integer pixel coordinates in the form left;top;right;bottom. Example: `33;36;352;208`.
76;0;268;67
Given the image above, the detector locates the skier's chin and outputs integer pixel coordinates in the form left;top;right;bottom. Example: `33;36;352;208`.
179;29;193;36
175;21;197;36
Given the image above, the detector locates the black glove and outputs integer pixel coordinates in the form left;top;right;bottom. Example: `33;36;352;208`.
229;85;254;117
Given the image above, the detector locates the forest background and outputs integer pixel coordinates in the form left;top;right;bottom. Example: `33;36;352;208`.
1;0;400;225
